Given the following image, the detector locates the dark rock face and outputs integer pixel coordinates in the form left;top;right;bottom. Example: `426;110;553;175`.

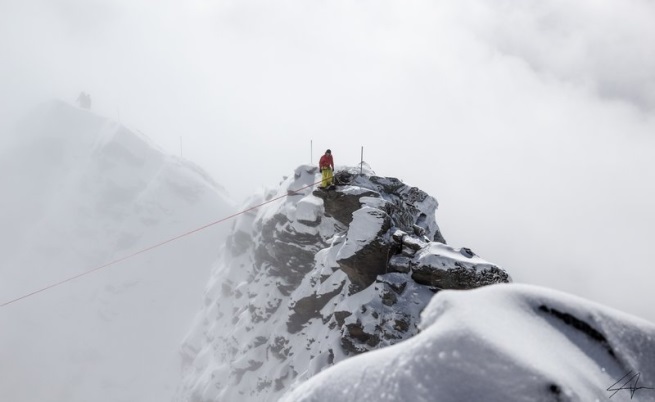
288;281;345;334
255;211;326;287
177;165;512;402
337;273;432;355
389;230;510;290
314;187;379;226
336;208;393;290
411;260;510;290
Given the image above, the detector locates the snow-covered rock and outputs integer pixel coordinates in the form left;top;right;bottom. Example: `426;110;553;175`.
0;100;234;402
283;284;655;402
176;165;510;401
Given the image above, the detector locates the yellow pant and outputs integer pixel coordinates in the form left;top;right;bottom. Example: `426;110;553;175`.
321;168;334;188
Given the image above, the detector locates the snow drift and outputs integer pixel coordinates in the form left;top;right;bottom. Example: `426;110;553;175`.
283;283;655;402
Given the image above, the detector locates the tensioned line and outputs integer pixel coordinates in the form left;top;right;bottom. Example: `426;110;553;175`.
0;180;322;309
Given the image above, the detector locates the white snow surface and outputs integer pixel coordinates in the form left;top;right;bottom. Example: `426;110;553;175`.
0;100;234;402
283;283;655;402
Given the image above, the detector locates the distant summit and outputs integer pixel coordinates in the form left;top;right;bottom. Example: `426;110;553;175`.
0;99;234;402
176;165;510;401
2;99;232;273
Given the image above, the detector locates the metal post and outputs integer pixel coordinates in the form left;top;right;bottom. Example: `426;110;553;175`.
311;140;313;164
360;146;364;175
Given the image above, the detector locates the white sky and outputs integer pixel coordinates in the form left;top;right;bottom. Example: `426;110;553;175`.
1;0;655;323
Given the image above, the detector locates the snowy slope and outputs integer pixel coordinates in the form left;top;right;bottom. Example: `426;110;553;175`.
283;284;655;402
0;100;234;402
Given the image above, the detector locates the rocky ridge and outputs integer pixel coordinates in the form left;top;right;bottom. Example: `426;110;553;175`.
176;164;511;401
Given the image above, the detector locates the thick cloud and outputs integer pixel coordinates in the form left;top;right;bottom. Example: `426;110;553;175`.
460;0;655;110
1;0;654;327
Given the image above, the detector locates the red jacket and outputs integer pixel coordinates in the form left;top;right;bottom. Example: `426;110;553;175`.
319;154;334;170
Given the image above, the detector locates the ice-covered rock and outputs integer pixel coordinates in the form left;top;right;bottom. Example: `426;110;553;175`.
176;165;510;401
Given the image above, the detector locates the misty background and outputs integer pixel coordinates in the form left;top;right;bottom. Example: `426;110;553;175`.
1;0;654;330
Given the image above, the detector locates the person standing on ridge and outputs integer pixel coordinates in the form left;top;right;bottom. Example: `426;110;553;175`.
319;149;334;189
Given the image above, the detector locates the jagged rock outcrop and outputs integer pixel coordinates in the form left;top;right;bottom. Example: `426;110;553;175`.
176;164;511;402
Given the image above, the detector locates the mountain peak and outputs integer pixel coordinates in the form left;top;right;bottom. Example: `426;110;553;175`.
177;164;510;401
